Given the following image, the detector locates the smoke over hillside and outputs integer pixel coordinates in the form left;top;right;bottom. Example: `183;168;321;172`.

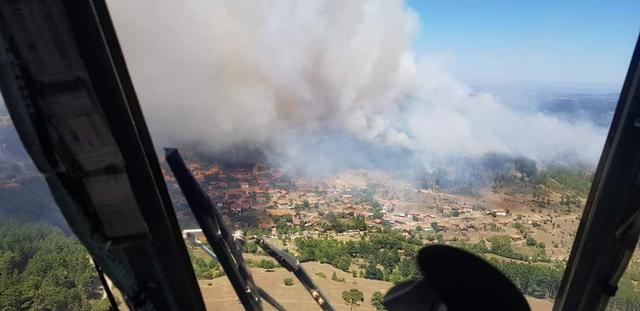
107;0;608;175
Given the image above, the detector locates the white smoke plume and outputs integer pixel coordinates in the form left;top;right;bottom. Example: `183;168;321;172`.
107;0;607;174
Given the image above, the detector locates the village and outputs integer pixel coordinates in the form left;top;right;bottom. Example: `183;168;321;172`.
162;157;581;262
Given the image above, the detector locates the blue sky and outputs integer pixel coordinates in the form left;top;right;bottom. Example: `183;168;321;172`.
406;0;640;91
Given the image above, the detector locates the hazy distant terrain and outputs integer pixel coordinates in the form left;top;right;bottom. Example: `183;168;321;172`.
537;93;618;127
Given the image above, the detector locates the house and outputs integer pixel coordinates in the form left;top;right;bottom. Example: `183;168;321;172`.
341;194;352;203
240;182;249;189
255;195;267;204
266;209;295;217
276;198;291;208
491;209;508;217
442;206;452;214
230;202;243;213
257;178;270;187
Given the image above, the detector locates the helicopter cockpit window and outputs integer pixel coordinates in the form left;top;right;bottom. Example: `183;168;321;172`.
105;1;638;310
1;1;639;311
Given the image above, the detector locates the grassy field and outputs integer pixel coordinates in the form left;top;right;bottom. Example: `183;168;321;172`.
196;258;553;310
527;297;553;311
198;261;393;310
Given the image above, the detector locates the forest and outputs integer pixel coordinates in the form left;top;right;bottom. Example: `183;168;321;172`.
0;221;111;311
295;229;422;283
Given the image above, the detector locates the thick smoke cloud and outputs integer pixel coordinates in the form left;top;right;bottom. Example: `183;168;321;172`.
107;0;607;174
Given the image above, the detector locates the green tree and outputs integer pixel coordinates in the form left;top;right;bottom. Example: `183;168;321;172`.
303;199;310;209
284;277;294;286
488;235;514;255
244;242;259;253
201;269;215;279
206;259;218;269
331;271;345;282
352;216;367;231
0;221;103;310
92;298;114;311
372;208;383;219
295;237;352;271
342;288;364;311
371;291;385;311
257;259;278;270
327;212;338;224
377;250;400;270
364;264;384;280
396;258;420;281
333;256;351;271
195;257;207;268
276;217;291;235
430;222;439;233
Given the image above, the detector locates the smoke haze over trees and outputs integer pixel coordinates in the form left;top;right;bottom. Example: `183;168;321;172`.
107;0;610;176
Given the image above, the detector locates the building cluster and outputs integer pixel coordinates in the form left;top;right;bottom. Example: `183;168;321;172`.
163;159;554;246
163;160;442;232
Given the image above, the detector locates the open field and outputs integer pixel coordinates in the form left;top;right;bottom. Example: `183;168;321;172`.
527;297;553;311
195;251;557;311
199;262;393;311
197;261;554;310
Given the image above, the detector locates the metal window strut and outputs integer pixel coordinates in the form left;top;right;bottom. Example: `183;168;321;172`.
166;148;335;311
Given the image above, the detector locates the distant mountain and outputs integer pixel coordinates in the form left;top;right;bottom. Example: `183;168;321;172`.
536;93;618;128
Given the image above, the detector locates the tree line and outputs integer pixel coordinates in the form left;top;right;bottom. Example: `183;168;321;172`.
453;237;640;309
295;229;421;283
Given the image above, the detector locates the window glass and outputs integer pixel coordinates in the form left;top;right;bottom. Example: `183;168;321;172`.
1;1;638;310
106;1;638;310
